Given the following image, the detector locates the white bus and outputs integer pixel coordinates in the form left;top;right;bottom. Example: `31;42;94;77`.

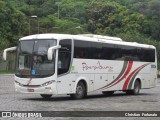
3;34;157;99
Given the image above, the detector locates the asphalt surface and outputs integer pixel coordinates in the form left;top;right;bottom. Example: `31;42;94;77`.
0;74;160;120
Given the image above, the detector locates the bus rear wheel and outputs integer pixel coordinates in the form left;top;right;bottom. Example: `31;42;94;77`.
126;80;140;95
70;82;86;100
40;94;52;99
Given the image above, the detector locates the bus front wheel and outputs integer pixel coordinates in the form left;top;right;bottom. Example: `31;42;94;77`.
40;94;52;99
70;82;86;100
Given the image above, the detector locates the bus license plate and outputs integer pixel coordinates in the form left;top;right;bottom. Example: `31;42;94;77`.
27;88;34;92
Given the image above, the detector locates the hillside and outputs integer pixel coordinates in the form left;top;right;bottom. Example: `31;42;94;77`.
0;0;160;67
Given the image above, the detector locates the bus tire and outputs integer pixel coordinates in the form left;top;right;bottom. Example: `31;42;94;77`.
102;91;114;96
70;82;86;100
40;94;52;99
126;80;140;95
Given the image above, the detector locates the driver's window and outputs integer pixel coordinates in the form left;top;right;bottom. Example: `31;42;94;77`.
58;39;72;75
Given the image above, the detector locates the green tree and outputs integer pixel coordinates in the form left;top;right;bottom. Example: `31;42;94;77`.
145;0;160;40
0;1;27;49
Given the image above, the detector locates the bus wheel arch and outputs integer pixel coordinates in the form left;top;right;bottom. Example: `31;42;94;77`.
126;78;141;95
70;79;87;99
135;78;141;89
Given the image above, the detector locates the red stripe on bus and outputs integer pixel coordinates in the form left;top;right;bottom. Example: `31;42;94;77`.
122;64;146;90
105;61;133;89
97;61;128;91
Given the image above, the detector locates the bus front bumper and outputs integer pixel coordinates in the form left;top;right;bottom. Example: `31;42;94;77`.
15;84;56;94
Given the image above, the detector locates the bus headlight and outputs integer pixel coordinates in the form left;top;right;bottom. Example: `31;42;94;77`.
41;80;55;87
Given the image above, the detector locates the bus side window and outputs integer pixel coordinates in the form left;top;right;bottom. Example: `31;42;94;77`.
58;39;72;75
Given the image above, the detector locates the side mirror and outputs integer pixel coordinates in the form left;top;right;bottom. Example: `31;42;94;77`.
3;47;17;61
47;45;61;60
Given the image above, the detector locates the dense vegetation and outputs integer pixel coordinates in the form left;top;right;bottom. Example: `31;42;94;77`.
0;0;160;67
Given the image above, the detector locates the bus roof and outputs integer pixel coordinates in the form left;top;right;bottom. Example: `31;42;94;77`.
19;33;155;49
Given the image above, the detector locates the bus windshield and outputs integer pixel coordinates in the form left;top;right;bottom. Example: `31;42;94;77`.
16;39;57;77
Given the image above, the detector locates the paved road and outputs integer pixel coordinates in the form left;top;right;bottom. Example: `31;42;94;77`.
0;74;160;120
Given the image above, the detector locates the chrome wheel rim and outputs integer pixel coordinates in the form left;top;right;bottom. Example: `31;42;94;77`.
134;83;139;93
76;85;83;96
